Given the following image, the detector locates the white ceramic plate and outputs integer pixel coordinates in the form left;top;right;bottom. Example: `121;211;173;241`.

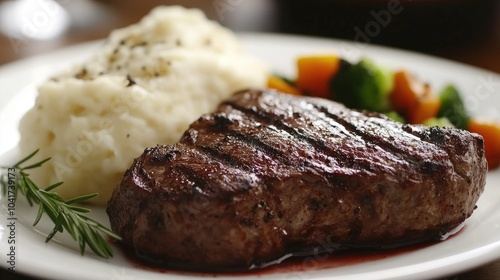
1;33;500;280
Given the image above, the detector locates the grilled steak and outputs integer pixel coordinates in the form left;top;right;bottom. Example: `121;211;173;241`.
107;89;487;270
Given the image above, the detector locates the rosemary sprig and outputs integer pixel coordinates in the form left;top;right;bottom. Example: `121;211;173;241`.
0;149;121;258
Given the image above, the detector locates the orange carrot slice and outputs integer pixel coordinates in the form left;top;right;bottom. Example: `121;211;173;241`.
296;55;340;99
390;70;440;124
267;76;302;96
468;119;500;169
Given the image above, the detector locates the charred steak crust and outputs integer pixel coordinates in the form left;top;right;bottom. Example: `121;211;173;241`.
107;89;487;270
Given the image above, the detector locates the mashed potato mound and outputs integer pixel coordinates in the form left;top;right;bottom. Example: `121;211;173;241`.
19;6;268;205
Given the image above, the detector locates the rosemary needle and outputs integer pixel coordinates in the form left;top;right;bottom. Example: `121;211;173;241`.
0;149;121;258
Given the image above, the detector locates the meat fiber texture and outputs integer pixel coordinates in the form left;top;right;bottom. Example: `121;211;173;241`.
107;89;487;271
18;6;268;205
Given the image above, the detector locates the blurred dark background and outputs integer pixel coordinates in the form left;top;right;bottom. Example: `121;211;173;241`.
0;0;499;72
276;0;498;50
275;0;500;73
1;0;500;279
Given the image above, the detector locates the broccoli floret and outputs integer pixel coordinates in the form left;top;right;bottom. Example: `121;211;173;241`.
423;117;454;128
330;59;393;112
437;85;470;130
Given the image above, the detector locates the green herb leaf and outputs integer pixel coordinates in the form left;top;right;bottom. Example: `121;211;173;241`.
0;149;121;258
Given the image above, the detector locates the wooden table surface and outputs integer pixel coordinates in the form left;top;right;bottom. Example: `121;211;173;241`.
1;0;499;279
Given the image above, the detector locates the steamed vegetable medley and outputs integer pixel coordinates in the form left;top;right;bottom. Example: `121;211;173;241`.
267;55;500;169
